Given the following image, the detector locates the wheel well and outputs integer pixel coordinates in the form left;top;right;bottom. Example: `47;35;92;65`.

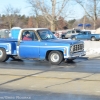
91;36;95;38
45;50;63;61
72;36;75;38
0;48;6;51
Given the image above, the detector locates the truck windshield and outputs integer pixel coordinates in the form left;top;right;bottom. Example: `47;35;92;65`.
37;30;56;40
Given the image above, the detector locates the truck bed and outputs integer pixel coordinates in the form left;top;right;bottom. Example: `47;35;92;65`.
0;38;18;42
0;38;17;55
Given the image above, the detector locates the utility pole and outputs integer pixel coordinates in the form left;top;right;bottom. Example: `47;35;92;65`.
51;0;56;31
83;0;87;30
83;15;86;30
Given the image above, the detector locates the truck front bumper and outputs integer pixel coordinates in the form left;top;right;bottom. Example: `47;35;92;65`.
64;51;86;59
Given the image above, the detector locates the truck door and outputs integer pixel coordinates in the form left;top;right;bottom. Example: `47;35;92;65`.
76;32;84;40
77;32;87;40
82;31;89;40
86;31;91;40
82;32;87;40
18;31;40;58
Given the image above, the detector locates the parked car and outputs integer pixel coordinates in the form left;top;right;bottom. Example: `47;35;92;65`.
0;29;10;38
61;29;81;39
70;31;100;41
52;31;59;38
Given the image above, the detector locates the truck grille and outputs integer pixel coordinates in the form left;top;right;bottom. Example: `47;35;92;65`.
70;44;84;53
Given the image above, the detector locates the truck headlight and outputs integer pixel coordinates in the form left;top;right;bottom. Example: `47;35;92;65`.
70;46;73;52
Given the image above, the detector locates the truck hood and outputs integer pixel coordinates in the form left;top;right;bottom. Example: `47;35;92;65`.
42;39;83;45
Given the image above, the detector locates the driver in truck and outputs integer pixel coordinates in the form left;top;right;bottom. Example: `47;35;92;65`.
23;31;32;41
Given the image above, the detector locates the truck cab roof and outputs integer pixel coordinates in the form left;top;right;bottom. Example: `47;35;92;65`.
21;28;48;31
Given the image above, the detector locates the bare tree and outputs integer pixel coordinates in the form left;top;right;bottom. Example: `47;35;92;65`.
76;0;100;29
26;0;41;28
27;0;70;31
3;4;20;29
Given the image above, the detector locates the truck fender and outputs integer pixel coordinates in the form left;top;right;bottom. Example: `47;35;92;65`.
0;48;9;62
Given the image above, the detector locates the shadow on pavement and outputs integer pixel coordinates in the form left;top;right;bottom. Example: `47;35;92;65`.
0;88;100;100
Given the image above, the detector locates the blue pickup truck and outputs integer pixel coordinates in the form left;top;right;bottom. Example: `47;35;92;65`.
71;31;100;41
0;28;85;65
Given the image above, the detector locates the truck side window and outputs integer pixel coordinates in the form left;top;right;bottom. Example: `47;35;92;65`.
67;31;71;34
22;31;38;41
72;31;75;33
80;32;84;35
76;30;80;33
83;32;86;35
32;32;38;41
88;31;91;34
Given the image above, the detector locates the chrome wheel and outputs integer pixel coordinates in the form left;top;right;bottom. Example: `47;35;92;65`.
0;48;9;62
0;50;3;58
50;53;60;62
48;51;63;65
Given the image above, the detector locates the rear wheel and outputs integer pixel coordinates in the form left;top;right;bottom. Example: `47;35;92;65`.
48;51;63;65
62;35;65;39
91;37;96;41
72;37;76;40
0;48;9;62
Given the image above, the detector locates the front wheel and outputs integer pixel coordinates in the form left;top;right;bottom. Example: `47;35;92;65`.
48;51;63;65
91;37;96;41
0;48;9;62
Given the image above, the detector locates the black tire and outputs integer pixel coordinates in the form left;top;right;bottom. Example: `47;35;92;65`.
5;56;10;61
91;37;96;41
72;37;76;40
48;51;63;65
62;35;65;39
0;48;8;62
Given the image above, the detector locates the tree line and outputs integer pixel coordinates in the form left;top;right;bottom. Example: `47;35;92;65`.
0;14;68;30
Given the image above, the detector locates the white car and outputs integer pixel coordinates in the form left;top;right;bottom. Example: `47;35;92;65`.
61;29;81;39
